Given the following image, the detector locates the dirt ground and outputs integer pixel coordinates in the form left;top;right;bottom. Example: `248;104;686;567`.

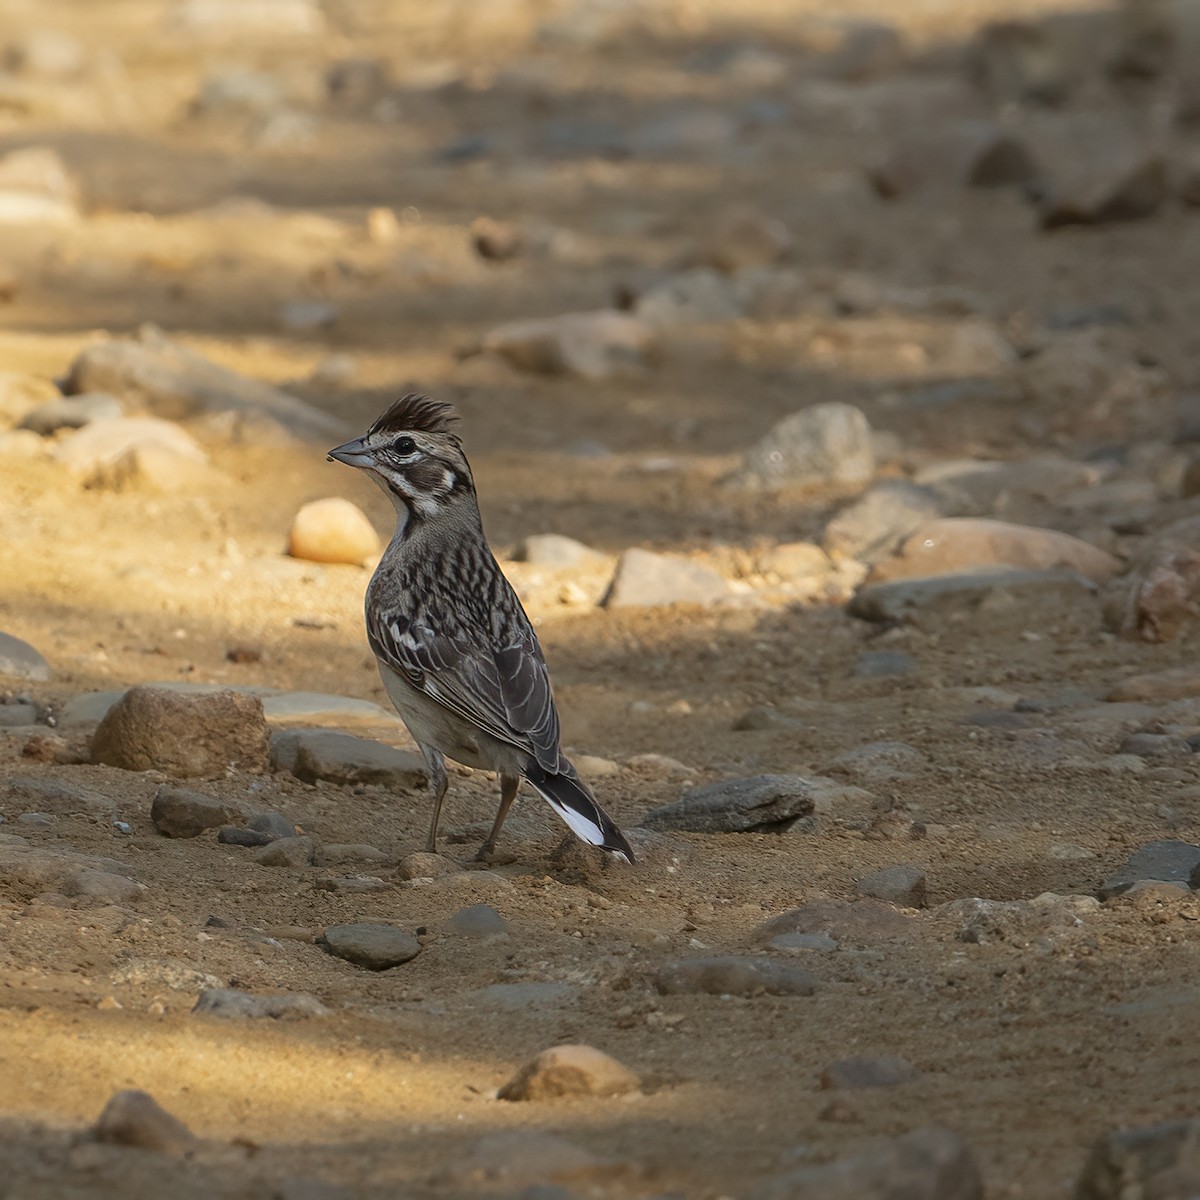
5;1;1200;1197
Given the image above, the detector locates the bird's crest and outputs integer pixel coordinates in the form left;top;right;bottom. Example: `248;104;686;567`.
369;393;459;439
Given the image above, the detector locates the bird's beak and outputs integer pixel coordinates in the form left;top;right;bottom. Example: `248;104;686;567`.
327;438;374;468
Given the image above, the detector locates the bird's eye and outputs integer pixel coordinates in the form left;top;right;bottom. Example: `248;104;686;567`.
395;436;417;455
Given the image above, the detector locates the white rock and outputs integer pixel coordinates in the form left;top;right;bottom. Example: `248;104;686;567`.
482;311;654;380
729;403;874;494
603;549;732;608
287;498;380;565
53;417;206;473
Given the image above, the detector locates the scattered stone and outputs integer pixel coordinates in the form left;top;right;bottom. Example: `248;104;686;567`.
759;542;831;581
512;534;605;569
756;899;913;945
655;956;819;997
317;843;387;866
823;19;905;81
446;903;509;938
396;851;456;881
633;268;743;327
318;923;421;970
820;1055;921;1089
698;206;792;273
91;686;270;778
1099;840;1200;900
255;837;315;868
279;299;337;333
727;403;874;494
870;519;1120;585
53;417;206;476
1076;1118;1200;1199
151;786;243;838
857;864;927;907
1040;151;1168;229
767;932;838;954
251;811;297;839
0;631;51;681
63;326;346;441
442;1131;606;1190
193;988;328;1018
849;568;1097;625
287;498;379;566
92;1089;198;1154
498;1044;639;1101
169;0;326;38
0;145;78;225
602;548;732;608
270;729;426;789
748;1125;981;1200
218;827;271;847
827;742;926;784
824;481;953;563
1108;667;1200;703
642;774;838;833
854;651;914;678
870;121;1037;198
18;393;121;435
950;894;1098;944
481;311;654;381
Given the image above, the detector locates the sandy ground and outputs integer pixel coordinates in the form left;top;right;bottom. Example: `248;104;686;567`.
4;1;1200;1197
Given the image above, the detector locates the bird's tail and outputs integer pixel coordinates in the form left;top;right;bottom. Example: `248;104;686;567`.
523;760;635;863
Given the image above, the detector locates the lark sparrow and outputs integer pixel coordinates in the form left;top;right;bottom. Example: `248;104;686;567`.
328;394;634;863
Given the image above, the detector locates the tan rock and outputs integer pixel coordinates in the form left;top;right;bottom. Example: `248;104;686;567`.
871;518;1120;584
498;1043;640;1101
760;542;832;580
1107;667;1200;703
287;497;380;565
92;1089;197;1154
54;416;207;474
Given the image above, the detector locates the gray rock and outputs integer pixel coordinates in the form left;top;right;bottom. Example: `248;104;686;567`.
854;650;914;678
728;403;874;494
1041;151;1168;229
0;702;38;725
481;311;654;381
870;121;1037;197
629;108;738;158
824;480;953;562
446;903;509;938
642;774;831;833
255;836;315;868
16;811;51;826
192;987;328;1018
1076;1118;1200;1199
18;393;122;435
512;534;604;569
820;1054;921;1089
498;1044;639;1101
9;776;111;813
250;810;296;839
318;923;421;970
1098;840;1200;899
317;843;387;866
1119;733;1192;760
857;864;927;907
61;868;146;904
218;827;272;847
92;1089;198;1154
262;692;403;729
270;729;426;789
396;851;456;881
439;1131;604;1190
756;899;913;945
949;894;1098;944
767;932;838;954
655;956;819;997
827;741;927;784
52;416;207;474
748;1125;981;1200
849;568;1097;624
91;686;270;778
63;325;346;441
0;631;51;681
602;548;732;608
475;982;580;1011
151;786;242;838
279;299;337;332
633;268;743;326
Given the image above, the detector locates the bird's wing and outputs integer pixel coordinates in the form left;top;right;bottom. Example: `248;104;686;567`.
368;608;562;772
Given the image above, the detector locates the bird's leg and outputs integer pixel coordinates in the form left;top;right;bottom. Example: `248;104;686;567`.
420;744;449;854
476;774;519;862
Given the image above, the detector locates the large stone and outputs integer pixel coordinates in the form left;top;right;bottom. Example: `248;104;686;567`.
91;1090;198;1154
498;1044;639;1101
63;325;346;440
1099;840;1200;900
0;631;51;681
287;498;380;565
748;1126;982;1200
871;519;1120;584
0;145;78;225
856;864;927;907
727;403;874;494
1076;1118;1200;1199
642;774;852;833
151;786;244;838
90;686;270;778
52;417;207;474
512;533;605;569
317;923;421;970
1040;151;1168;229
270;729;425;788
18;393;122;435
192;988;328;1018
1108;666;1200;703
870;121;1037;197
823;481;953;563
602;548;732;608
655;956;819;997
755;900;913;946
481;311;654;380
633;269;743;326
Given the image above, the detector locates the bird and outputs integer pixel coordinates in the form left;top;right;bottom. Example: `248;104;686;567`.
327;393;635;864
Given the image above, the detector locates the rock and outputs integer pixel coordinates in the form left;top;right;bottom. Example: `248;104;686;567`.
92;1090;198;1154
255;837;315;868
169;0;326;38
446;903;509;938
849;568;1097;625
0;701;37;725
747;1125;981;1200
6;30;86;77
475;982;580;1012
442;1131;606;1190
91;686;270;778
317;923;421;970
824;481;953;563
63;326;346;441
1076;1118;1200;1199
52;417;206;475
278;299;337;333
971;19;1069;105
498;1044;639;1101
826;742;926;784
261;691;403;729
857;864;927;907
192;988;328;1018
823;19;905;81
317;843;387;866
62;868;146;904
870;121;1037;198
633;269;743;326
396;851;456;881
854;651;914;678
151;786;243;838
287;498;379;566
190;68;289;121
756;899;913;946
698;206;792;273
0;632;51;681
0;145;78;225
1119;732;1192;760
250;810;296;839
655;956;819;997
950;894;1098;945
513;534;604;569
768;932;838;954
1114;532;1200;643
218;827;271;847
820;1055;921;1089
914;454;1097;512
1099;840;1200;899
727;404;874;494
481;311;654;380
642;774;851;833
469;215;522;262
270;729;426;789
18;393;122;435
870;519;1120;584
602;549;732;608
1108;667;1200;703
1040;151;1168;229
629;108;738;158
86;441;215;494
732;706;806;732
759;542;831;581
